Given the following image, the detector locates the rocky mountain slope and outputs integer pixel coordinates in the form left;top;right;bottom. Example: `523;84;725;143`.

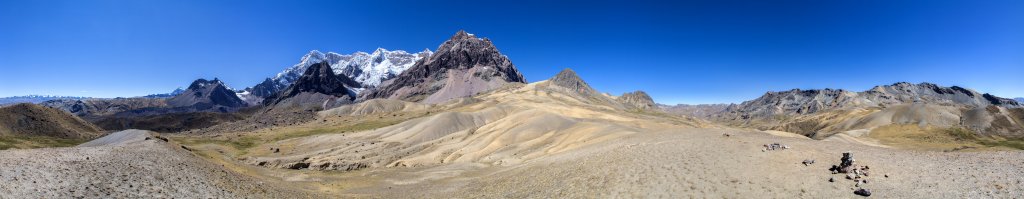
359;30;527;104
40;98;168;119
263;61;361;109
548;68;598;96
617;91;657;110
707;82;1024;139
660;103;732;118
0;103;104;140
245;69;692;172
39;78;254;133
242;48;431;103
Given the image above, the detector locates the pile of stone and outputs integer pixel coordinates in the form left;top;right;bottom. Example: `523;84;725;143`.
762;143;790;151
828;152;874;197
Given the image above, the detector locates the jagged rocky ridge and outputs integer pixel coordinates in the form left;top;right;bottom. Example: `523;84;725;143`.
679;82;1024;139
360;30;527;104
720;82;1019;119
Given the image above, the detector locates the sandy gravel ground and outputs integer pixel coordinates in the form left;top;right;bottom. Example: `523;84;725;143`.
0;130;314;198
343;128;1024;198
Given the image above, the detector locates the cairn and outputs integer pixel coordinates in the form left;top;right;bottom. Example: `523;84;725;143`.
829;152;874;197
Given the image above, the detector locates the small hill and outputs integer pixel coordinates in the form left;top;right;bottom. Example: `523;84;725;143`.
617;91;656;110
0;103;103;139
360;30;527;104
549;68;597;95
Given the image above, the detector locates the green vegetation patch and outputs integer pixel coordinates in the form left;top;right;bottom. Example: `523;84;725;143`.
0;136;89;150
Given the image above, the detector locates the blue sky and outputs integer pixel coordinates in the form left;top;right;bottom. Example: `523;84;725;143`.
1;0;1021;104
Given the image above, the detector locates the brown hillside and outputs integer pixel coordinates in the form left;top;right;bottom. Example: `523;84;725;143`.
0;103;104;139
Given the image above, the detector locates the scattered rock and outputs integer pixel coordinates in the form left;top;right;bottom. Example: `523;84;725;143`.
763;143;789;151
802;159;815;166
829;177;835;182
286;162;310;170
854;188;872;197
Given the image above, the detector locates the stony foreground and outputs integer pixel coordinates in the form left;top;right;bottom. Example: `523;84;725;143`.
342;128;1024;198
0;130;311;198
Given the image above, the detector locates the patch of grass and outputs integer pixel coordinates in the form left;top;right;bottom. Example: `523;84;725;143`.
943;127;978;141
978;139;1024;150
270;119;406;142
0;136;89;150
174;116;412;154
179;136;260;151
868;125;1024;151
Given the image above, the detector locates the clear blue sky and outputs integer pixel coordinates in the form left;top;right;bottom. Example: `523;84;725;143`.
1;0;1021;104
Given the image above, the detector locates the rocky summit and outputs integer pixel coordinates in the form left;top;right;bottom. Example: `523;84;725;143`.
618;90;657;110
549;68;597;95
360;30;527;103
263;61;361;106
167;78;247;108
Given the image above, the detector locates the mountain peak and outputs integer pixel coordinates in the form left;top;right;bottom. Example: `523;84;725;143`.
360;31;526;103
618;90;656;110
169;78;247;108
549;68;596;95
451;30;474;40
264;61;360;106
187;78;225;90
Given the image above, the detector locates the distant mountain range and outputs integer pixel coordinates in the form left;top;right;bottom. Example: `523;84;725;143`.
663;82;1023;139
142;88;185;98
1017;97;1024;103
1;87;185;106
0;95;92;106
240;48;431;103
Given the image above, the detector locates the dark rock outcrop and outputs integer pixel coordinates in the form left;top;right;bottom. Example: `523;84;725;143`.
360;30;526;103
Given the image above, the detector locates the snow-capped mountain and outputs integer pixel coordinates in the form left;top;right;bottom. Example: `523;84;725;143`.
143;87;186;98
242;48;431;102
